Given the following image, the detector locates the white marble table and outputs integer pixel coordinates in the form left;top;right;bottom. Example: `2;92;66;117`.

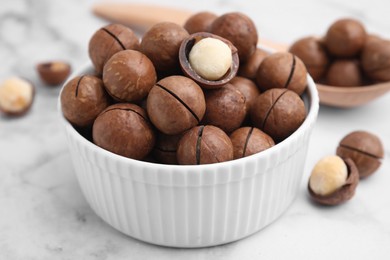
1;0;390;259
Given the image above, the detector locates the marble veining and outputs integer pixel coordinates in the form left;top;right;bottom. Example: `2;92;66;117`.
1;0;390;259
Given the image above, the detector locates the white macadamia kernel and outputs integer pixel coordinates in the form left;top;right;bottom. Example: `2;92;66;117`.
309;155;348;196
189;37;232;81
0;77;33;113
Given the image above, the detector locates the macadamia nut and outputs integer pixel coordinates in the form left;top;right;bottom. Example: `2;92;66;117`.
0;77;34;114
189;37;232;80
309;155;348;196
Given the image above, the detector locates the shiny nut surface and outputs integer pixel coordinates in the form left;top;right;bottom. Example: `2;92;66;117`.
256;52;307;95
103;50;157;102
147;75;206;135
250;88;306;143
89;24;140;74
92;103;155;160
61;75;110;128
177;125;233;165
336;130;384;178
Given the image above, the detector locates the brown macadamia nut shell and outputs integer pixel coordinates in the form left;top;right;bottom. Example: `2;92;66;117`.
61;75;110;128
92;103;155;160
238;48;269;80
177;125;233;165
202;83;246;133
147;75;206;135
153;133;182;165
141;22;189;72
183;12;218;34
103;50;157;102
326;60;363;87
210;12;258;63
37;61;71;86
230;76;260;117
361;39;390;82
230;127;275;159
256;52;307;95
89;24;140;74
336;130;384;178
325;18;367;58
289;37;329;81
250;88;306;142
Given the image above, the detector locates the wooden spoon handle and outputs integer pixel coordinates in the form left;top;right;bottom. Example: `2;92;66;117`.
92;2;288;51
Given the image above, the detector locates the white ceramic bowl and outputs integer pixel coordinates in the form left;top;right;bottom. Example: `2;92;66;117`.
59;64;319;248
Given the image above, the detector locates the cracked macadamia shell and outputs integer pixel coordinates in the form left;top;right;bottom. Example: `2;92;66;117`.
92;103;155;160
146;75;206;135
176;125;233;165
256;52;307;95
336;130;384;178
230;127;275;159
250;88;306;143
308;158;359;206
61;75;110;128
103;50;157;102
37;61;71;86
179;32;239;89
89;24;140;74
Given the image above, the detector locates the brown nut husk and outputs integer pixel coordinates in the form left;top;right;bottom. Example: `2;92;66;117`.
326;59;363;86
336;130;384;178
210;12;258;63
361;39;390;82
289;37;329;81
308;158;359;206
256;52;308;95
325;18;367;58
183;11;218;34
89;24;140;74
92;103;155;160
179;32;239;89
61;75;110;128
202;83;246;133
230;76;260;119
152;132;182;165
177;125;233;165
230;127;275;159
141;22;189;72
238;48;269;80
147;75;206;135
250;88;306;143
0;77;35;117
103;50;157;102
36;61;71;86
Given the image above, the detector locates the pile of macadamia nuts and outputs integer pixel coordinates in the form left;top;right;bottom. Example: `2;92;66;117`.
290;18;390;87
308;130;384;206
61;11;310;165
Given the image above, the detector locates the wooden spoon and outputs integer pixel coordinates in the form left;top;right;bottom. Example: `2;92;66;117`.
92;2;390;108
